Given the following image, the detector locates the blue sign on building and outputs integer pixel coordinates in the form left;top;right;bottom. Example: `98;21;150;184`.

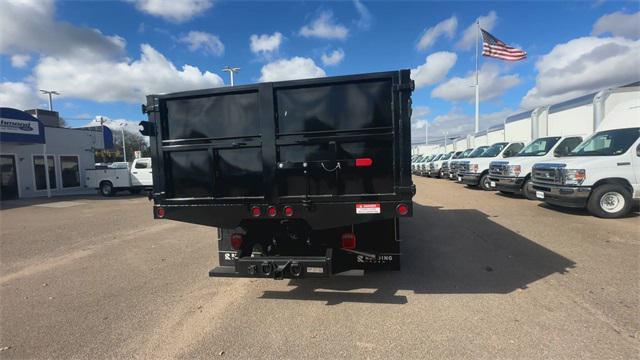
0;107;46;144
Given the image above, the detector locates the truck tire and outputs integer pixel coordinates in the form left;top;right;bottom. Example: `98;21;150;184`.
521;179;536;200
479;173;492;191
587;184;632;219
100;181;115;197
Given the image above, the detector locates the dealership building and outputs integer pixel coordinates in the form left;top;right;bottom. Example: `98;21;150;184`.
0;107;113;200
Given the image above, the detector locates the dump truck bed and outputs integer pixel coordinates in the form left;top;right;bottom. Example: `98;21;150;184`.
143;70;415;230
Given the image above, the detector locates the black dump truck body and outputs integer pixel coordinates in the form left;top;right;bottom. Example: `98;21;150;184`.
142;70;415;279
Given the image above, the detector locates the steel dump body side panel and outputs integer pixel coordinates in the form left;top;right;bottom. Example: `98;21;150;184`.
147;70;414;229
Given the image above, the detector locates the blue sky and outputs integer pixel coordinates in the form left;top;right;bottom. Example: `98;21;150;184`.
1;0;638;143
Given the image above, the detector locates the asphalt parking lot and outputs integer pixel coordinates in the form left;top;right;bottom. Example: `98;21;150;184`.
1;176;638;359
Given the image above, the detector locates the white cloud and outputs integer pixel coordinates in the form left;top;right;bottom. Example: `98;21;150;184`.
299;11;349;40
353;0;373;30
426;107;513;141
180;31;224;56
416;16;457;51
520;36;640;109
321;49;345;66
410;52;457;89
0;81;40;110
128;0;213;23
592;11;640;38
0;0;125;60
35;44;224;103
10;54;31;68
250;32;283;54
0;2;224;105
259;57;326;82
431;63;520;102
456;11;498;50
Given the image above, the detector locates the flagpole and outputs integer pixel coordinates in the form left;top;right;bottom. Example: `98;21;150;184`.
475;19;480;134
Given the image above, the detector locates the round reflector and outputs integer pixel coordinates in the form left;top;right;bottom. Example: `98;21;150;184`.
156;207;165;218
396;203;409;216
230;233;244;250
267;206;277;217
250;206;261;217
283;206;294;217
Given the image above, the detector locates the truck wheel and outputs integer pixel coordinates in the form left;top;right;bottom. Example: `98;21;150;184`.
100;181;114;197
587;184;632;218
479;174;492;191
521;179;536;200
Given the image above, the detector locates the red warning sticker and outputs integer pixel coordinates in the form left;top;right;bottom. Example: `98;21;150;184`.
355;203;381;214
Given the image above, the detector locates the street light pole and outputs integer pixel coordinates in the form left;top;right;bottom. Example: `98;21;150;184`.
120;124;127;164
222;66;240;86
39;89;60;111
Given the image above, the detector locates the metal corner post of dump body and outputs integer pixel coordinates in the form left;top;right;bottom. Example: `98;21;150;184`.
147;70;415;279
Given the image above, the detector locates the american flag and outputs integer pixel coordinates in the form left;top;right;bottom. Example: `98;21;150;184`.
481;29;527;61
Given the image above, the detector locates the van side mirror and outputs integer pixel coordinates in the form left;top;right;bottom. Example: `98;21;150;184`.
637;144;640;157
555;147;568;157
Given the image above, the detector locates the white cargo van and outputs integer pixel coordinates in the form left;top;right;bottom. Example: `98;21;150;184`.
86;157;153;196
459;142;525;190
488;135;585;198
429;151;454;178
529;103;640;218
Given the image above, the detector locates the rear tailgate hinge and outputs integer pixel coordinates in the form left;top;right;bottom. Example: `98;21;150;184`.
393;81;415;92
141;103;159;114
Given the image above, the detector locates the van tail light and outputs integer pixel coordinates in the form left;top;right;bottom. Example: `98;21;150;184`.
283;206;294;217
156;207;165;218
230;233;244;250
250;206;262;217
341;233;357;249
396;203;409;216
267;206;277;217
355;158;373;167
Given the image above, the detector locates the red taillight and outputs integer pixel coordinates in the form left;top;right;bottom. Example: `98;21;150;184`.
156;207;165;218
355;157;373;167
283;206;294;217
396;203;409;216
341;233;357;249
250;206;262;217
267;206;277;217
230;233;244;250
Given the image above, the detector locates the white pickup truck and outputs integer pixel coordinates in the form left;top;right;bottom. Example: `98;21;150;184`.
86;157;153;196
488;135;585;199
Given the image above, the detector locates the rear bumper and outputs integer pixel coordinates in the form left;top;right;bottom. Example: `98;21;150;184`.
529;183;591;208
461;173;481;185
490;176;524;193
211;249;334;279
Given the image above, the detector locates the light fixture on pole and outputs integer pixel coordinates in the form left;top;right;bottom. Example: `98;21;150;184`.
39;89;60;111
222;66;240;86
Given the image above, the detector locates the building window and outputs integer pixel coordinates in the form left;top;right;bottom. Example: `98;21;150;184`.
33;155;56;190
60;156;80;188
